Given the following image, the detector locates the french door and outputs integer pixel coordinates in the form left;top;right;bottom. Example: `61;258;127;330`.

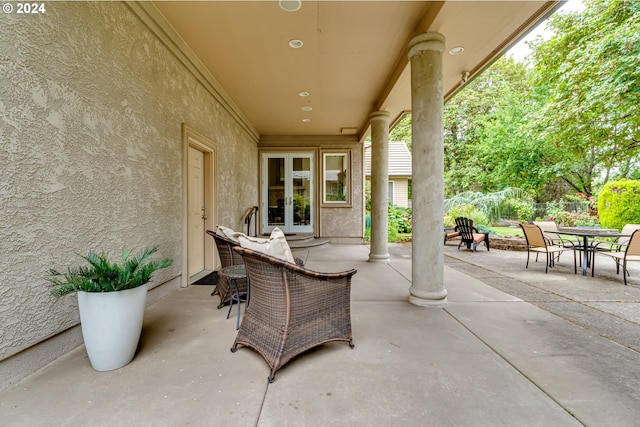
261;153;314;234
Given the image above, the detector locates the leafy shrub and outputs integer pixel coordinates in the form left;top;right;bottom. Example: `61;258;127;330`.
511;200;535;222
565;193;597;213
444;204;490;228
364;202;412;243
444;188;530;223
539;210;599;227
388;202;412;241
544;201;566;219
598;179;640;230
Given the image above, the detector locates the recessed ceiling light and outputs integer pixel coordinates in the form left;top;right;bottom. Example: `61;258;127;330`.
302;118;311;123
299;91;310;97
301;106;313;112
449;46;464;55
279;0;301;12
289;39;303;49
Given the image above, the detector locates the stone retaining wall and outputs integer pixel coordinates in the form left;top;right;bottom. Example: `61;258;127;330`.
444;235;526;251
489;235;527;251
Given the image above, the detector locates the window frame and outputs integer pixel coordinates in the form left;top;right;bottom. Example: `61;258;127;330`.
321;150;352;207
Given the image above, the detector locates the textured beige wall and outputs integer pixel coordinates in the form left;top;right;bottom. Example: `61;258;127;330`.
0;0;257;375
320;145;365;240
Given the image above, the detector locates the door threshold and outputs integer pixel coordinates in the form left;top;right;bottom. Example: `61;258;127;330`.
189;269;213;284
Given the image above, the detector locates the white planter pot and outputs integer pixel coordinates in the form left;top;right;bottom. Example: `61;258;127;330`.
77;285;147;371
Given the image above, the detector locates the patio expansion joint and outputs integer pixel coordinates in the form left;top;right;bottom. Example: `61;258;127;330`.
255;380;270;427
441;306;586;426
386;261;413;284
446;255;640;354
535;301;640;354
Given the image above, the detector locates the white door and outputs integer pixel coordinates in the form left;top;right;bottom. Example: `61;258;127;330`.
187;146;206;276
262;153;314;234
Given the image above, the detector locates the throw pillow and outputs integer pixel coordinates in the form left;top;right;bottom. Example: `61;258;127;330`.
216;225;241;243
238;227;296;264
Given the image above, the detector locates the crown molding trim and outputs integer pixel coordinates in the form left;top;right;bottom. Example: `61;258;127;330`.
127;1;260;143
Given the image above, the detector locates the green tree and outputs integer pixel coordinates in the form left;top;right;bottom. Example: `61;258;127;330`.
443;57;544;195
390;113;412;150
393;0;640;201
528;0;640;196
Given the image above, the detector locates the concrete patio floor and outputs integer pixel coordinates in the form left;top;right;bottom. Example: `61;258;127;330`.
2;242;639;426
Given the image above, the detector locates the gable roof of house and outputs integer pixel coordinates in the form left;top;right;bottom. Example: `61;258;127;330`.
364;141;412;178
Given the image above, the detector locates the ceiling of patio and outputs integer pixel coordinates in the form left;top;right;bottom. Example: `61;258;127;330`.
153;1;561;140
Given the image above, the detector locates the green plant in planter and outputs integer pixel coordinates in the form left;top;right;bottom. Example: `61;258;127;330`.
48;247;173;297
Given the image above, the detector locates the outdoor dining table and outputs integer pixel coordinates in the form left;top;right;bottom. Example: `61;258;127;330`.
547;228;629;276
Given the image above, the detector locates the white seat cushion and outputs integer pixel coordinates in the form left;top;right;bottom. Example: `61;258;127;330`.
238;227;296;264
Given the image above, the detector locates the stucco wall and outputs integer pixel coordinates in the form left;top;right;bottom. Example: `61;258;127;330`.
0;0;257;375
320;145;365;241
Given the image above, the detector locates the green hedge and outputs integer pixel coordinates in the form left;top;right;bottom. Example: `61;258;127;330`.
598;179;640;230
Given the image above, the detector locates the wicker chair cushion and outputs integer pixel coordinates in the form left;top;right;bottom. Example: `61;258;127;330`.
238;227;296;264
216;224;241;243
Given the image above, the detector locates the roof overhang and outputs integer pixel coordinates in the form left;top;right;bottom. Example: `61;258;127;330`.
149;1;562;143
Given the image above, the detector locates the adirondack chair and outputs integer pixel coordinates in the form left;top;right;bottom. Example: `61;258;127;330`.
454;217;489;252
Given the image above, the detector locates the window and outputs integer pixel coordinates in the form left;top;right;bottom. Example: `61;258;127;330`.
322;151;351;206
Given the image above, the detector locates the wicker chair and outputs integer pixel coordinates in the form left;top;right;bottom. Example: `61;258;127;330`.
206;230;247;308
231;246;357;383
206;230;305;308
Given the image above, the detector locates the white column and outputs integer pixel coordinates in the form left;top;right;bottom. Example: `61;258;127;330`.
407;33;447;306
368;111;391;262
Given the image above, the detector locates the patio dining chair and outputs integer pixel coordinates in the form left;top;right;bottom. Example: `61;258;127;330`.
454;217;489;252
588;224;640;274
520;223;577;274
533;221;572;246
231;246;357;383
591;224;640;254
534;220;579;264
591;229;640;286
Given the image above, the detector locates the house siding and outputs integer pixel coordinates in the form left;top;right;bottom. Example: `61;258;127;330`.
1;1;257;388
364;141;412;209
393;179;410;208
